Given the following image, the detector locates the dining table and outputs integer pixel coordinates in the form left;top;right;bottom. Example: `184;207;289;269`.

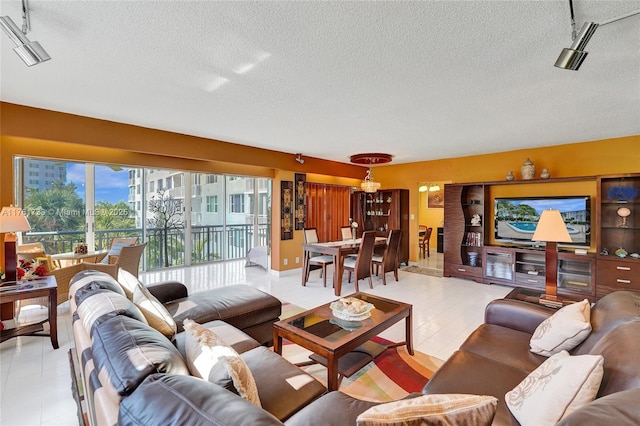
302;236;387;296
50;250;108;267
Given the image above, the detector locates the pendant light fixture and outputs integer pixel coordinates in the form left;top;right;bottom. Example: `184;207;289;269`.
350;153;393;193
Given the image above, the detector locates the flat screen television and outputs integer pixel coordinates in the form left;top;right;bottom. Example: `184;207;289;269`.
494;196;591;247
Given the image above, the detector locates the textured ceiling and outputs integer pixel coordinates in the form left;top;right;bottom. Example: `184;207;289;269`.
1;1;639;165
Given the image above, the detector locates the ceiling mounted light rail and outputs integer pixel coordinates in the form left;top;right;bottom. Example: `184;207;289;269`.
0;0;50;66
350;153;393;193
555;0;640;70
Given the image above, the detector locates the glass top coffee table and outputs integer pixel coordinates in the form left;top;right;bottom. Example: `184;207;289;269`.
273;292;413;391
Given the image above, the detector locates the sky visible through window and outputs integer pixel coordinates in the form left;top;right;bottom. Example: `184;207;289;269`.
66;164;129;204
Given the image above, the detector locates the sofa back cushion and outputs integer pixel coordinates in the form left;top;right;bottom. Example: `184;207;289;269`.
91;315;189;396
70;270;126;302
76;290;147;334
118;374;283;426
573;291;640;355
581;320;640;397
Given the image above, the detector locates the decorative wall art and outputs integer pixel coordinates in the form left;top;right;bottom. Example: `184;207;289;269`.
281;180;294;240
428;188;444;208
294;173;306;230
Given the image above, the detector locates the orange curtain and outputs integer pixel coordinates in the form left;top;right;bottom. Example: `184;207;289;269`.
306;183;351;242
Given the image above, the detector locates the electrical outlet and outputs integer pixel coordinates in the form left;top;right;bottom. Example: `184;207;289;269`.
295;257;300;263
283;258;288;266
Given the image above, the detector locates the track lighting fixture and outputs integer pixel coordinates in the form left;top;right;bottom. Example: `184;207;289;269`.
555;0;640;71
1;0;50;66
554;21;598;71
295;154;304;164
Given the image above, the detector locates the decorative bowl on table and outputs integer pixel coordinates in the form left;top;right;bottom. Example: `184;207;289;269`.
329;297;374;321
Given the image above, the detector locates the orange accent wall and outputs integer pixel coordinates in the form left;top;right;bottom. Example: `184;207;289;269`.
372;136;640;261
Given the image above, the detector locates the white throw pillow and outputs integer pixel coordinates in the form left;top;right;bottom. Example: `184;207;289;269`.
356;394;498;426
530;299;592;356
119;269;177;339
183;319;261;407
505;350;604;426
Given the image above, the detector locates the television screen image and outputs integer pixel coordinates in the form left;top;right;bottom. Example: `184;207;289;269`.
494;196;590;246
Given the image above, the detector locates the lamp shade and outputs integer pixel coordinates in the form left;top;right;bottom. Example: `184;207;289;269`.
0;206;32;233
532;209;572;243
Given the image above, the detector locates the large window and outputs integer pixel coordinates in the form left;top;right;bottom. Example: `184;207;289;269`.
15;158;271;270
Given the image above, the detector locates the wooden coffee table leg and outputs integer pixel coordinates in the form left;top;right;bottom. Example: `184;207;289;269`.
274;332;283;355
48;287;59;349
327;353;340;391
405;308;414;355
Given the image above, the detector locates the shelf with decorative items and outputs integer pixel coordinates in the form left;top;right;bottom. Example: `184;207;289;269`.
350;188;409;265
444;184;487;282
596;173;640;299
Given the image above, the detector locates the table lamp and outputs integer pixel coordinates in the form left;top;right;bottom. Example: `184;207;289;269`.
532;209;572;306
0;206;32;282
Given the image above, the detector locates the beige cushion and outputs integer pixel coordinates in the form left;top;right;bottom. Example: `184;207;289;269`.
118;269;177;339
356;394;498;426
530;299;592;356
76;291;147;332
505;350;604;425
183;319;261;407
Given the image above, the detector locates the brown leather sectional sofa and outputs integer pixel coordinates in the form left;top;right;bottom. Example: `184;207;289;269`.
286;290;640;425
70;270;329;426
71;267;640;425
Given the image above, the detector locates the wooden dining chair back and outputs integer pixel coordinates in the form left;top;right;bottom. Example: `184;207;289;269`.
342;231;376;291
419;226;433;258
303;228;334;287
340;226;353;241
372;229;402;285
111;243;147;277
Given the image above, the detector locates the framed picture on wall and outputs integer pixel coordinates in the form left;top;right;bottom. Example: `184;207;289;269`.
294;173;306;230
281;180;294;240
428;188;444;208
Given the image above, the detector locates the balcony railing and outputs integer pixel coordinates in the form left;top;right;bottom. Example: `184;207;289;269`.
22;224;270;271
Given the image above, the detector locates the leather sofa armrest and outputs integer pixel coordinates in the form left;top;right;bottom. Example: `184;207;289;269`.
146;281;189;304
484;299;554;335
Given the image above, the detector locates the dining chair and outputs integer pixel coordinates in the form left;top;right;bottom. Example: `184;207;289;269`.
343;231;376;291
110;237;139;248
108;243;147;277
418;226;433;258
340;226;353;241
371;229;401;285
303;228;334;287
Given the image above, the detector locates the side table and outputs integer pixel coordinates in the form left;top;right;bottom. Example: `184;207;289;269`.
0;276;58;349
504;287;584;309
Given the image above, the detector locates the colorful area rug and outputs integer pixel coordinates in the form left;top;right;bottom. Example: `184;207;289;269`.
401;265;444;278
280;303;443;402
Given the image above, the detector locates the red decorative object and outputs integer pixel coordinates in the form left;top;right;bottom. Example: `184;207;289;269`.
17;259;48;280
349;153;393;165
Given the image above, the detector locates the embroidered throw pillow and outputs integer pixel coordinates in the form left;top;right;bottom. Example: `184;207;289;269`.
356;394;498;426
530;299;592;357
505;350;604;425
183;319;261;407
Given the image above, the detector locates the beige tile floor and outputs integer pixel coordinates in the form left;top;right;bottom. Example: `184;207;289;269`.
0;254;510;425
